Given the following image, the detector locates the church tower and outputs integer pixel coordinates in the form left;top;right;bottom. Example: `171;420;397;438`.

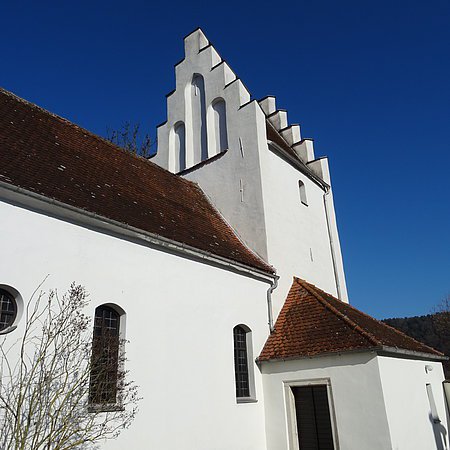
151;28;348;312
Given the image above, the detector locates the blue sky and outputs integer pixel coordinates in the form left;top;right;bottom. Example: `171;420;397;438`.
2;0;449;319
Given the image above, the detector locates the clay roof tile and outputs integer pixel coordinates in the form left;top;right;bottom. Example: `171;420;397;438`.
259;277;443;361
0;88;273;274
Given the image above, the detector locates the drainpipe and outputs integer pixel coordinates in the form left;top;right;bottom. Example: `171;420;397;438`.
267;275;280;333
323;187;342;300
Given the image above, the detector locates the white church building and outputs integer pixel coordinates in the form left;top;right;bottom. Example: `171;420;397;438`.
0;28;448;449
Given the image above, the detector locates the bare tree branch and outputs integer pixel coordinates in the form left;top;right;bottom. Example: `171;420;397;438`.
106;122;154;158
0;283;140;450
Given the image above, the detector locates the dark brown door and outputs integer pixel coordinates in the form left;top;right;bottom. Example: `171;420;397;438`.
292;385;335;450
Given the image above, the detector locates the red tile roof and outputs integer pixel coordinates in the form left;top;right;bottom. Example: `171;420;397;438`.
0;88;273;273
259;277;443;361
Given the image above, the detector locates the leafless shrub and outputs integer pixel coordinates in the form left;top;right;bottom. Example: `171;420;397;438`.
0;283;140;450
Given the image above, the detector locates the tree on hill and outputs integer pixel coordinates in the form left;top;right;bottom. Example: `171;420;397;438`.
0;283;140;450
383;314;441;350
432;295;450;378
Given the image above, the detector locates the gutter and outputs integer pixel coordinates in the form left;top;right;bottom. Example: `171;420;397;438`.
258;345;447;365
0;180;276;285
267;140;329;191
267;275;279;333
377;345;448;362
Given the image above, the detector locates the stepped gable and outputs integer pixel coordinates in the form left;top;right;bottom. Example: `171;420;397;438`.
265;120;299;160
259;277;444;361
260;95;320;175
0;88;273;274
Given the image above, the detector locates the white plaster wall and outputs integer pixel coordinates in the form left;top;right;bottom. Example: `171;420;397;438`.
0;198;271;450
184;101;270;262
153;29;248;171
260;352;393;450
259;146;344;318
152;29;269;260
151;29;349;312
377;356;449;450
316;157;348;303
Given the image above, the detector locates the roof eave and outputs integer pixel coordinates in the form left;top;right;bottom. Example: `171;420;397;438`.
266;139;329;191
376;345;447;362
0;180;276;282
258;346;381;364
258;345;446;365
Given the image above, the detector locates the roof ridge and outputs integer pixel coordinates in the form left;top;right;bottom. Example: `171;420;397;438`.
294;278;381;347
0;87;131;153
0;86;274;274
295;278;444;356
379;316;445;356
259;277;444;362
0;86;197;189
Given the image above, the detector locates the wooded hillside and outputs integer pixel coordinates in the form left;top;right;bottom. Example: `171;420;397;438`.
383;314;450;378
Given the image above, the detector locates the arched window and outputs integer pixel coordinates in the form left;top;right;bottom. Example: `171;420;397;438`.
191;74;208;162
233;325;255;400
174;122;186;172
89;305;121;405
0;289;17;332
212;98;228;153
298;180;308;206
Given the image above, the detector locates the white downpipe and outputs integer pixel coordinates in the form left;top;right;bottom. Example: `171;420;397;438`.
323;187;342;300
267;275;280;333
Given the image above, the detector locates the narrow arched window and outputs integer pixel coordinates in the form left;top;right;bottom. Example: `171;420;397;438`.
299;180;308;206
233;325;254;399
191;74;208;162
89;305;121;405
212;99;228;153
174;122;186;172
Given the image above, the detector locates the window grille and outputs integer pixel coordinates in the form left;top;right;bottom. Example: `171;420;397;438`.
233;325;250;398
89;305;120;405
0;289;17;331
